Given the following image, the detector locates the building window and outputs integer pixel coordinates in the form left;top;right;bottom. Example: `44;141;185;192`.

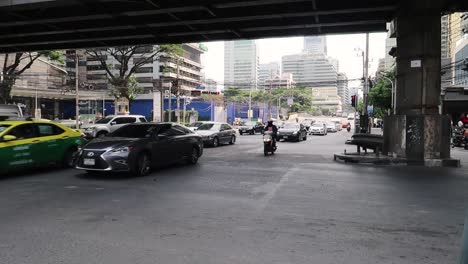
135;67;153;73
136;77;153;83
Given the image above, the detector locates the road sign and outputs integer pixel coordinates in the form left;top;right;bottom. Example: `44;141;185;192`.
367;105;374;115
287;97;294;106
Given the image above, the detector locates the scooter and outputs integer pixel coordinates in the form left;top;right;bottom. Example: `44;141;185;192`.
452;126;468;149
263;131;276;156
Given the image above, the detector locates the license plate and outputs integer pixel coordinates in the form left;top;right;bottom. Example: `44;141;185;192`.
242;130;246;132
84;158;95;166
284;136;288;139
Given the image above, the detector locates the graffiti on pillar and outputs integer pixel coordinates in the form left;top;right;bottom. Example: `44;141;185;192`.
407;120;422;145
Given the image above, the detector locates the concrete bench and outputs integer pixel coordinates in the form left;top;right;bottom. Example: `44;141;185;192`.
345;134;384;154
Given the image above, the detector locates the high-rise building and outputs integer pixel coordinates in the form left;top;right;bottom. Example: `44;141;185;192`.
264;73;296;90
258;62;280;86
224;40;259;90
205;78;218;92
384;24;397;71
281;52;338;87
454;13;468;86
303;36;327;54
84;44;204;94
337;73;349;105
442;15;450;59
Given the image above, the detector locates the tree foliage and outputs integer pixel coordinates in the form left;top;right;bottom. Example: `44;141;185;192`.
369;70;394;118
86;44;183;102
222;86;314;114
0;51;63;104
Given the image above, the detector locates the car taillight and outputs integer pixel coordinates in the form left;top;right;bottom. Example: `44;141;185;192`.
128;146;136;152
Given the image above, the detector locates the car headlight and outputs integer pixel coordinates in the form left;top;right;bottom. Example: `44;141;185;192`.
110;146;134;154
293;131;298;135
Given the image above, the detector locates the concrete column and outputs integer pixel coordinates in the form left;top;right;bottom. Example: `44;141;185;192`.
395;0;442;115
384;0;454;164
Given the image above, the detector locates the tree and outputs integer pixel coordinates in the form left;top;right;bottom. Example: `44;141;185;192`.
0;51;63;104
86;45;183;103
369;70;394;118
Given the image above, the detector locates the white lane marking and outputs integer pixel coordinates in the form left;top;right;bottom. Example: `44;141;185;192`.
254;167;298;212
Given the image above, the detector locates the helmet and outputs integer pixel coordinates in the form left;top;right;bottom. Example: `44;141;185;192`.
458;121;464;127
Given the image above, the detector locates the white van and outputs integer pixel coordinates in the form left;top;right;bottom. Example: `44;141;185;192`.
0;104;23;121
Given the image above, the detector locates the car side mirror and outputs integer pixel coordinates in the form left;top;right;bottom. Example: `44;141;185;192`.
2;135;16;141
110;121;116;126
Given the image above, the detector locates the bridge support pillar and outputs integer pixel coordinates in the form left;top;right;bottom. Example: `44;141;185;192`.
383;0;454;164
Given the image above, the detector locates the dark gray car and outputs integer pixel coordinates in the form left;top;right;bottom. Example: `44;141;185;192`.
277;123;307;142
75;123;203;176
195;122;236;147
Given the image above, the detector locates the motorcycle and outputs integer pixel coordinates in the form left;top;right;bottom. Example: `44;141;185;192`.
452;126;468;149
263;131;276;156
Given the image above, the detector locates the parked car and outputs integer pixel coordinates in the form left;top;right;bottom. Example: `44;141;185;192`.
187;121;209;131
277;122;307;142
76;123;203;176
310;122;327;135
238;121;264;135
0;104;23;121
82;115;147;138
326;122;338;133
195;122;236;147
0;118;86;174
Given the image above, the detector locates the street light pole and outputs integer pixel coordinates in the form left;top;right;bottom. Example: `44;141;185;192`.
75;52;80;129
381;76;395;115
248;82;252;120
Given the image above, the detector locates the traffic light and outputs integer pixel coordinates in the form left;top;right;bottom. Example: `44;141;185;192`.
351;95;356;107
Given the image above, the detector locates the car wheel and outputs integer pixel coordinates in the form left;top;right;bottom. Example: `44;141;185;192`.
229;135;236;145
212;137;219;147
303;135;307;141
250;131;254;135
187;148;199;165
133;152;152;176
96;131;107;138
296;135;301;142
63;147;78;168
240;131;243;135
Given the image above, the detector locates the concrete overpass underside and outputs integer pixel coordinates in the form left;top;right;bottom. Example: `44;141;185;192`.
1;0;468;163
0;0;462;52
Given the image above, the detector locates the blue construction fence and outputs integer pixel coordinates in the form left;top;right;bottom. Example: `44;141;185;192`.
60;98;278;124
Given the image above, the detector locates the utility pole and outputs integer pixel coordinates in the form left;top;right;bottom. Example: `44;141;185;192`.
176;58;181;124
168;81;172;122
75;52;80;129
248;81;252;120
359;33;370;133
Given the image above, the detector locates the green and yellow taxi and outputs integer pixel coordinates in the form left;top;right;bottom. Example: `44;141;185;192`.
0;119;87;174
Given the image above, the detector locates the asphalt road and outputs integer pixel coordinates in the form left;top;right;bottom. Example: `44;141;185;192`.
2;130;468;264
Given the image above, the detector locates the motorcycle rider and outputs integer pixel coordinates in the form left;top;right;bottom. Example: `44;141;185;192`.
264;120;278;150
346;122;351;132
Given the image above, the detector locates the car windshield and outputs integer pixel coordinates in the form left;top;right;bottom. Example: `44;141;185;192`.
312;123;324;128
197;123;220;131
283;123;299;129
96;117;113;124
110;124;157;138
0;124;10;133
189;122;204;128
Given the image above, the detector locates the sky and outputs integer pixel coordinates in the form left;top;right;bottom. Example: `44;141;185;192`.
201;33;388;87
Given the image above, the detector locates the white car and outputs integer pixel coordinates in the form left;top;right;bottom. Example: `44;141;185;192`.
326;122;337;133
82;115;147;138
310;123;327;135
